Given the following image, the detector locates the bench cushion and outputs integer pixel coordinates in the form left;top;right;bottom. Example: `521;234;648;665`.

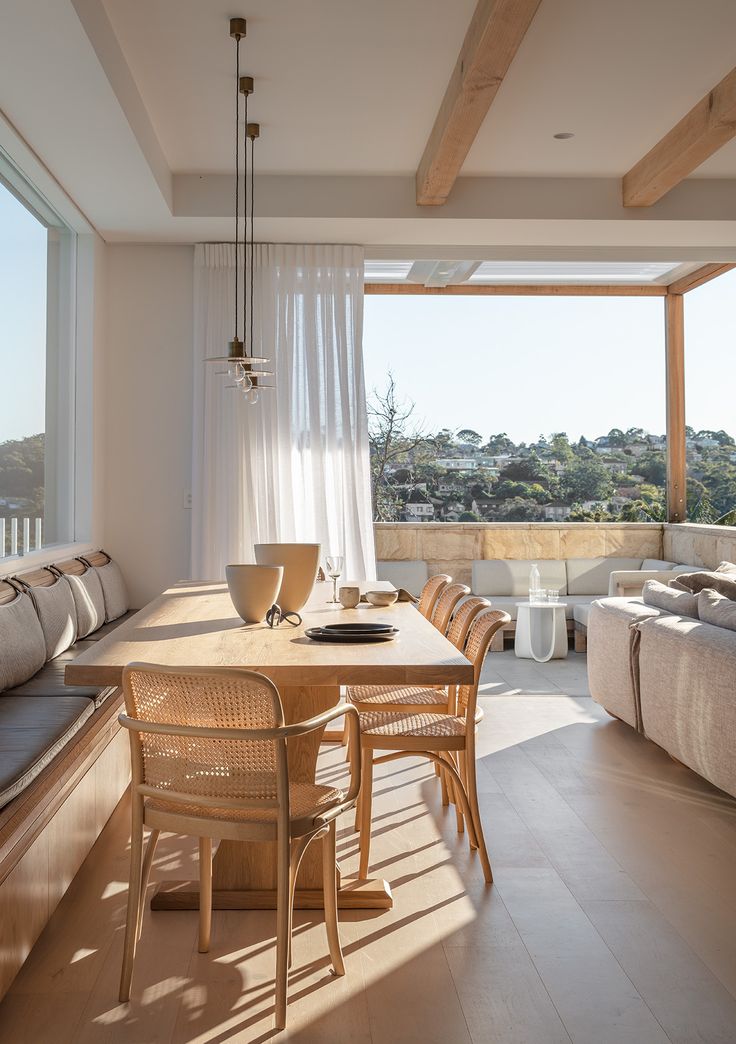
0;591;47;693
484;594;593;621
29;575;78;659
83;609;137;641
95;559;129;622
0;696;95;809
3;649;105;703
566;557;643;595
66;567;106;638
472;559;567;597
376;561;428;599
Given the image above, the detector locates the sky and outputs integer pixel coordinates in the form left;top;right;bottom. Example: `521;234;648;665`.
0;183;47;442
363;275;736;445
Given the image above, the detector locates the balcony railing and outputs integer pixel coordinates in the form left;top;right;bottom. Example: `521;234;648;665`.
0;517;43;557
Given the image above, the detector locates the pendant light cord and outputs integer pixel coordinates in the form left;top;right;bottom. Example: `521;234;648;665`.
243;89;248;354
250;131;255;357
234;35;240;341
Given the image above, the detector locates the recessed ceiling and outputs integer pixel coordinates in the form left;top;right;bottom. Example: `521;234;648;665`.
364;260;698;286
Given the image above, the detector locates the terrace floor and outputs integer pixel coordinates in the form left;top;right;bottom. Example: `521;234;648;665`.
2;652;736;1043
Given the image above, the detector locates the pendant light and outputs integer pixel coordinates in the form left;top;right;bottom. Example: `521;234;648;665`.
205;18;273;401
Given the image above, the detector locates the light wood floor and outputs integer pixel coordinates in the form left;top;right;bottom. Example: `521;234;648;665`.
2;651;736;1043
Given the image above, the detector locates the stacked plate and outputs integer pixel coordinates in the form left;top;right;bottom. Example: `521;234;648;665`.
305;622;399;644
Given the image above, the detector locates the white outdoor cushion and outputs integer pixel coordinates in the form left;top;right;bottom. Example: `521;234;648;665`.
376;560;428;598
0;591;47;692
29;576;78;659
481;594;592;620
566;557;643;595
641;558;676;571
94;559;129;622
66;568;106;638
472;559;567;597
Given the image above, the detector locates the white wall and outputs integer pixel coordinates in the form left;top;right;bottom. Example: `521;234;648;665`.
103;244;194;606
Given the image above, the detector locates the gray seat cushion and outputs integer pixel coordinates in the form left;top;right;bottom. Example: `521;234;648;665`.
83;609;137;641
573;603;591;627
0;696;95;809
473;559;567;597
3;650;104;702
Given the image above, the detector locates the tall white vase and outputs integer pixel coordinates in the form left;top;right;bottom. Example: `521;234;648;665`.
253;543;321;613
226;564;283;624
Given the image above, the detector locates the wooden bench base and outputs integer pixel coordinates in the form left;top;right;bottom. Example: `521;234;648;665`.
0;690;130;1000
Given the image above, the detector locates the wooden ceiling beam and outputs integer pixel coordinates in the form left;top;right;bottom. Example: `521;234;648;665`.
415;0;542;206
364;283;667;297
666;262;736;295
623;66;736;207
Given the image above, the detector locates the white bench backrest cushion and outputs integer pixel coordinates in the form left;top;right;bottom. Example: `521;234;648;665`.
641;558;676;571
566;557;643;595
30;576;78;659
94;559;129;622
473;559;567;597
66;567;106;638
376;560;429;598
0;591;46;692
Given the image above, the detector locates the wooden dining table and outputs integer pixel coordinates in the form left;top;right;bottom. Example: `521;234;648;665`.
65;579;473;911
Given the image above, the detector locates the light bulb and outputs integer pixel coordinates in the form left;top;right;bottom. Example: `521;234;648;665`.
245;386;259;405
228;362;245;383
241;371;253;391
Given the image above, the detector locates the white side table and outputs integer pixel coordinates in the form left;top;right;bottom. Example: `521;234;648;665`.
514;602;568;662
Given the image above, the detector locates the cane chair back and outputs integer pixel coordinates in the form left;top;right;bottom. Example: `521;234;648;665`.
431;583;470;634
456;610;510;723
122;664;287;813
417;573;452;619
446;596;491;650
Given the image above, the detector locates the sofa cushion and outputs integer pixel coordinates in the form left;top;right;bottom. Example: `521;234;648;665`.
29;575;78;659
83;609;137;641
472;559;567;597
698;588;736;632
642;579;699;619
482;594;591;621
3;650;104;702
573;603;591;627
717;561;736;574
376;560;428;599
94;559;129;622
670;570;736;599
587;597;662;729
0;696;95;809
641;558;676;571
0;591;47;693
566;558;643;595
66;567;106;638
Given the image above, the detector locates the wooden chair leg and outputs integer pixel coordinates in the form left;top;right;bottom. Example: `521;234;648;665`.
322;821;345;975
198;837;213;953
136;828;160;942
440;761;450;806
119;798;144;1002
275;825;291;1031
358;749;374;880
450;753;464;834
464;748;493;884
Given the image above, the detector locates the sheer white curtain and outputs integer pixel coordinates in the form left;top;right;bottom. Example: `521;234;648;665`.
192;243;376;581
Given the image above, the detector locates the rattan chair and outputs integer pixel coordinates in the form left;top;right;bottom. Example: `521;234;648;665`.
417;573;452;619
431;582;471;634
355;609;510;883
118;663;360;1031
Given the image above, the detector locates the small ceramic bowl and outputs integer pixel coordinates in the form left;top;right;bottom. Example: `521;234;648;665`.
365;589;399;607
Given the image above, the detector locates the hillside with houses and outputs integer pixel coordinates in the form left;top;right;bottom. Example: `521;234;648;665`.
367;381;736;524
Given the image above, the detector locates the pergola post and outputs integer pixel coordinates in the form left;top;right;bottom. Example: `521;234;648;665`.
665;292;686;522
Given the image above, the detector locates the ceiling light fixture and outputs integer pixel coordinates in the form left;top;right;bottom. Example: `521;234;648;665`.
205;17;273;403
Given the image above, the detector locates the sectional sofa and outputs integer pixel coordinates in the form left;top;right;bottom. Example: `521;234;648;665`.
471;556;697;650
587;581;736;800
0;552;134;998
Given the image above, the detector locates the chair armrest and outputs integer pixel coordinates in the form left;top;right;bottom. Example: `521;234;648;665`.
120;702;351;743
607;569;681;597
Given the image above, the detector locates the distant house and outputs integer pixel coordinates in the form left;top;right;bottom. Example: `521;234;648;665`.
403;487;434;521
435;458;478;471
542;501;570;521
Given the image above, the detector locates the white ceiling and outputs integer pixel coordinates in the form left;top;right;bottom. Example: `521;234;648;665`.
2;0;736;251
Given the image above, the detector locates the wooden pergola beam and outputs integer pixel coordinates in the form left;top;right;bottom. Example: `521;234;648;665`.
667;262;736;295
623;66;736;207
415;0;541;206
364;282;667;297
665;293;686;522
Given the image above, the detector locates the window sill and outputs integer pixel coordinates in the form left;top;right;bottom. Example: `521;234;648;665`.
0;541;97;578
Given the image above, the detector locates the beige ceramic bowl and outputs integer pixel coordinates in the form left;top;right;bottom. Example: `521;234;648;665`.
365;589;399;607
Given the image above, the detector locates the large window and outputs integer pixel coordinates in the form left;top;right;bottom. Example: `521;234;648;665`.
0;155;77;557
684;270;736;523
364;292;666;523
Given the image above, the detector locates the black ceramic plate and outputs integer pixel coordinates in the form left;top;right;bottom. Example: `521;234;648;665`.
305;626;398;644
320;623;397;635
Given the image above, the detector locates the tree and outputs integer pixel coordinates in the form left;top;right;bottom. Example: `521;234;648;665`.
459;510;481;522
549;432;574;462
456;428;482;446
606;428;626;447
636;452;666;486
560;456;613;504
367;374;430;521
498;450;553;488
484;432;514;455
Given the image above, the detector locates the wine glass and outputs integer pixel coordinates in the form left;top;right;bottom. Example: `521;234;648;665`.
325;554;344;603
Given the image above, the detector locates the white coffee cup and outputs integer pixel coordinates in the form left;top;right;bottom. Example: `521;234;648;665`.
339;585;360;609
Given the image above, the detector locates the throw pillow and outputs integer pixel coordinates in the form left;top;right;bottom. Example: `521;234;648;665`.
698;588;736;632
30;575;78;659
642;579;699;618
94;559;129;622
66;567;106;638
716;561;736;574
0;591;47;691
670;571;736;599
